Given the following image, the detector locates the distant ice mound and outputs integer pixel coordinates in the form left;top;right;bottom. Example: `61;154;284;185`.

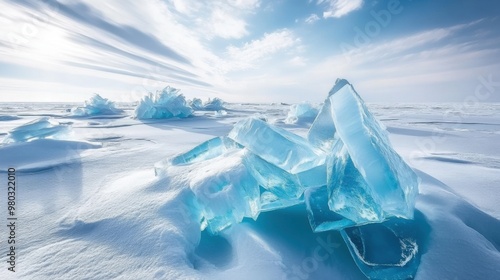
134;86;193;119
2;117;71;144
155;78;421;279
71;94;123;116
285;102;319;124
190;97;225;111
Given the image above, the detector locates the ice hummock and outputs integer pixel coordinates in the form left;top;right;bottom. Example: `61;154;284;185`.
285;102;319;124
134;86;193;119
154;78;420;279
71;94;123;116
2;117;71;143
190;97;225;111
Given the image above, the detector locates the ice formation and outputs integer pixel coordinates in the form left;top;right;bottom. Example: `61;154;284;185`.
71;94;123;116
134;86;193;119
2;117;71;143
156;78;420;279
285;102;319;124
190;97;225;111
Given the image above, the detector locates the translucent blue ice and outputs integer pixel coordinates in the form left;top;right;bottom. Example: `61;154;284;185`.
190;97;225;111
228;117;325;174
188;149;260;234
134;86;193;119
71;94;123;116
2;117;71;143
327;79;418;220
189;98;203;110
305;185;355;232
203;98;225;111
285;102;319;124
341;218;421;280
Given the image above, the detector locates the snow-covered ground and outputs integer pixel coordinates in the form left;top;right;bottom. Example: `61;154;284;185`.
0;102;499;279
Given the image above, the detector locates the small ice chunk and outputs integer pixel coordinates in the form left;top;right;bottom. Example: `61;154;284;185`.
214;110;228;117
305;185;355;232
341;218;421;280
134;86;193;119
2;117;71;143
189;98;203;110
203;98;225;111
154;136;241;175
71;94;123;116
328;79;418;220
285;102;319;124
228;117;324;174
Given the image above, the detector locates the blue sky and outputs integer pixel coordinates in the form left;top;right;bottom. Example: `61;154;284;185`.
0;0;499;103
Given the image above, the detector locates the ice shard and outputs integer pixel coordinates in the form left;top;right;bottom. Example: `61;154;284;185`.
305;185;355;232
71;94;123;116
134;86;193;119
327;79;419;220
188;149;260;234
203;98;225;111
2;117;71;143
285;102;318;124
228;117;324;174
341;218;421;280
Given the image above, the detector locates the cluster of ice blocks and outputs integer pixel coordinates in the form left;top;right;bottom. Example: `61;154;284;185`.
285;102;319;124
156;79;421;279
134;86;193;119
71;94;123;116
190;97;225;111
2;117;71;143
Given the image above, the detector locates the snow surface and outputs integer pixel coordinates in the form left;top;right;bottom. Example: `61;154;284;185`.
0;102;499;279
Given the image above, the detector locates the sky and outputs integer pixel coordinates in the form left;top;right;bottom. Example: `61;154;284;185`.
0;0;499;103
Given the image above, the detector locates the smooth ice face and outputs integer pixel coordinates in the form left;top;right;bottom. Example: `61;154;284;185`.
327;140;384;225
328;79;419;220
305;185;355;232
71;94;123;116
285;102;319;124
134;86;193;119
155;136;241;176
341;218;421;280
306;78;353;150
228;117;325;174
2;117;71;143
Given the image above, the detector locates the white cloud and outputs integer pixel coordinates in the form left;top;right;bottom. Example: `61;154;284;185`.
305;14;320;24
224;29;301;71
209;8;249;39
289;56;307;66
318;0;363;18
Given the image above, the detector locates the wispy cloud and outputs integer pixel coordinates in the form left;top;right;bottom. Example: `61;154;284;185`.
305;14;320;24
317;0;364;18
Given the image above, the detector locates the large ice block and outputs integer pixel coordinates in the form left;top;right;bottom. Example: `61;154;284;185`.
228;117;324;174
203;98;225;111
341;218;421;280
328;79;418;220
2;117;71;143
134;86;193;119
71;94;123;116
285;102;318;124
